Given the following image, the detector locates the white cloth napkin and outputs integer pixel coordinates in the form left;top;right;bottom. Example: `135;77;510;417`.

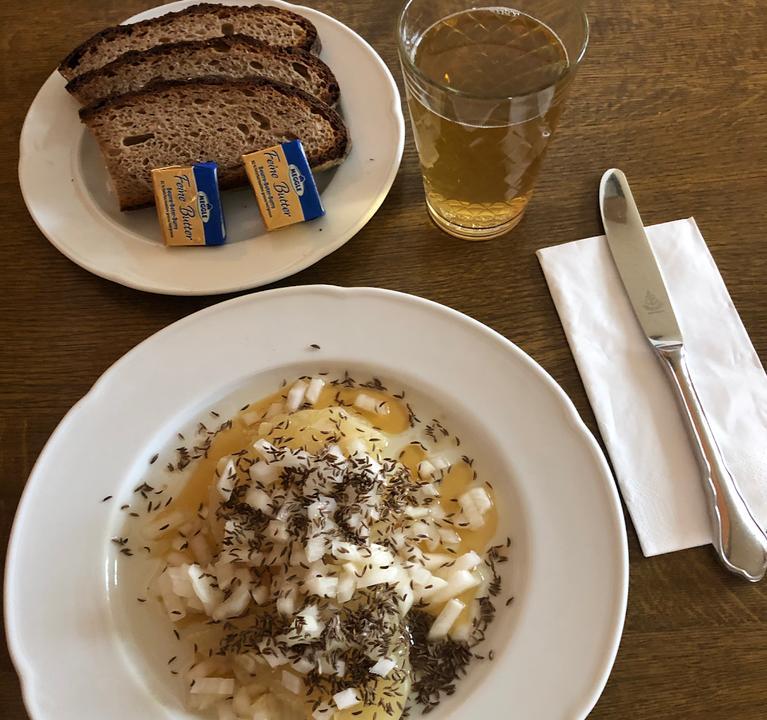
537;218;767;557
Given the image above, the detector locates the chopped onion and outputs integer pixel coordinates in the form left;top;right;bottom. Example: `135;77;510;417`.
438;527;462;546
293;657;315;675
418;460;437;481
369;658;396;677
333;688;361;711
428;598;466;640
458;487;492;529
305;377;326;405
216;458;237;501
213;576;251;620
245;487;272;514
306;574;338;598
286;380;309;412
251;585;269;606
352;392;378;414
190;678;234;696
336;570;356;603
452;551;482;573
428;570;480;605
241;410;263;427
249;460;278;485
167;564;195;598
253;439;277;459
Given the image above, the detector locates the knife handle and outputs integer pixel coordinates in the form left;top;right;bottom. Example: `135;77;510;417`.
657;345;767;582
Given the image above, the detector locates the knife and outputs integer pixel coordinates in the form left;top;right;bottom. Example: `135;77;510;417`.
599;168;767;582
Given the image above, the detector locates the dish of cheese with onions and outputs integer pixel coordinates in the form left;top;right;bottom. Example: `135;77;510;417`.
123;375;508;720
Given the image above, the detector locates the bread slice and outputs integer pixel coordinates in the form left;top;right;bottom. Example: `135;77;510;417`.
59;3;320;81
67;35;340;106
80;76;349;211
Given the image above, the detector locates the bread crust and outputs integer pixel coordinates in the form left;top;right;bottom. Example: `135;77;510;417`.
59;3;321;80
80;76;349;211
66;34;340;106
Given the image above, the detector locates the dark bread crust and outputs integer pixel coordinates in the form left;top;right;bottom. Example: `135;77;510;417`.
80;76;349;211
66;34;340;106
60;3;320;79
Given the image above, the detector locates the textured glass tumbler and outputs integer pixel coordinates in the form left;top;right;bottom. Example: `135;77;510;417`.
398;0;589;240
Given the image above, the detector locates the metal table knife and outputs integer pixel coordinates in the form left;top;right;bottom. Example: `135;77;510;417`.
599;168;767;582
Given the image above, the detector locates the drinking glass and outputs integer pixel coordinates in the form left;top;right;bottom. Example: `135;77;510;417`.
398;0;589;240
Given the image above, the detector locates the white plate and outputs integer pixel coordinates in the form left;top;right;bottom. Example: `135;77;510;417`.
6;286;627;719
18;1;404;295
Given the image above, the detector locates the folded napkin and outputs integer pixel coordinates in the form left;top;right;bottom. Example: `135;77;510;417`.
537;218;767;557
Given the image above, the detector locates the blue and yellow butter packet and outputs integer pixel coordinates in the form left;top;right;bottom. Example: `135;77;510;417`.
243;140;325;230
151;162;227;246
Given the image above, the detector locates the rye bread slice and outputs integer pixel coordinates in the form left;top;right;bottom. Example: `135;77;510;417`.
67;34;340;106
59;3;320;81
80;76;349;211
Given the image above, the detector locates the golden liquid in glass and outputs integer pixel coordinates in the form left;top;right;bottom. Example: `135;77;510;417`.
408;8;569;236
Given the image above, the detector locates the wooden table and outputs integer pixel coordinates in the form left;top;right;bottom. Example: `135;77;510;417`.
1;1;766;717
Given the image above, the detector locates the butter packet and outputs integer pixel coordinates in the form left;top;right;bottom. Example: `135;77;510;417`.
151;162;226;246
243;140;325;230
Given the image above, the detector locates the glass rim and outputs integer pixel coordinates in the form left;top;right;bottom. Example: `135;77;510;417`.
396;1;590;103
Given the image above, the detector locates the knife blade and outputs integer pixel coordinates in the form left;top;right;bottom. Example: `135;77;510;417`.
599;168;767;582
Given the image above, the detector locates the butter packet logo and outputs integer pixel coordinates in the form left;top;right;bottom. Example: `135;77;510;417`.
151;162;226;247
288;164;306;197
243;140;325;231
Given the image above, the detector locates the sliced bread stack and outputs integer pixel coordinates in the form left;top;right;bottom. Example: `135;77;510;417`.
61;2;347;210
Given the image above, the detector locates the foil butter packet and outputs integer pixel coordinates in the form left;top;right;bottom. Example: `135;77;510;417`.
243;140;325;231
151;162;227;246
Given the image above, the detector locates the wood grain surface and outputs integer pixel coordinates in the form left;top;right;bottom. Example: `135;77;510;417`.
1;1;766;718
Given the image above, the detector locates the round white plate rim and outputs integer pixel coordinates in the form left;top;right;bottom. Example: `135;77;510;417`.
18;0;405;295
5;286;628;718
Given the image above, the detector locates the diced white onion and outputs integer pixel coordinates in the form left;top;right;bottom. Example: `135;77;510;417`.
167;564;195;598
352;392;378;413
418;460;437;482
336;570;356;603
253;439;277;459
452;551;482;573
241;410;263;427
293;657;315;675
369;658;397;677
333;688;361;711
305;377;326;405
286;380;309;412
428;570;480;605
213;577;251;620
438;528;462;546
190;678;234;696
245;487;272;513
306;574;338;598
428;598;466;640
249;459;278;485
458;487;492;529
216;458;237;501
